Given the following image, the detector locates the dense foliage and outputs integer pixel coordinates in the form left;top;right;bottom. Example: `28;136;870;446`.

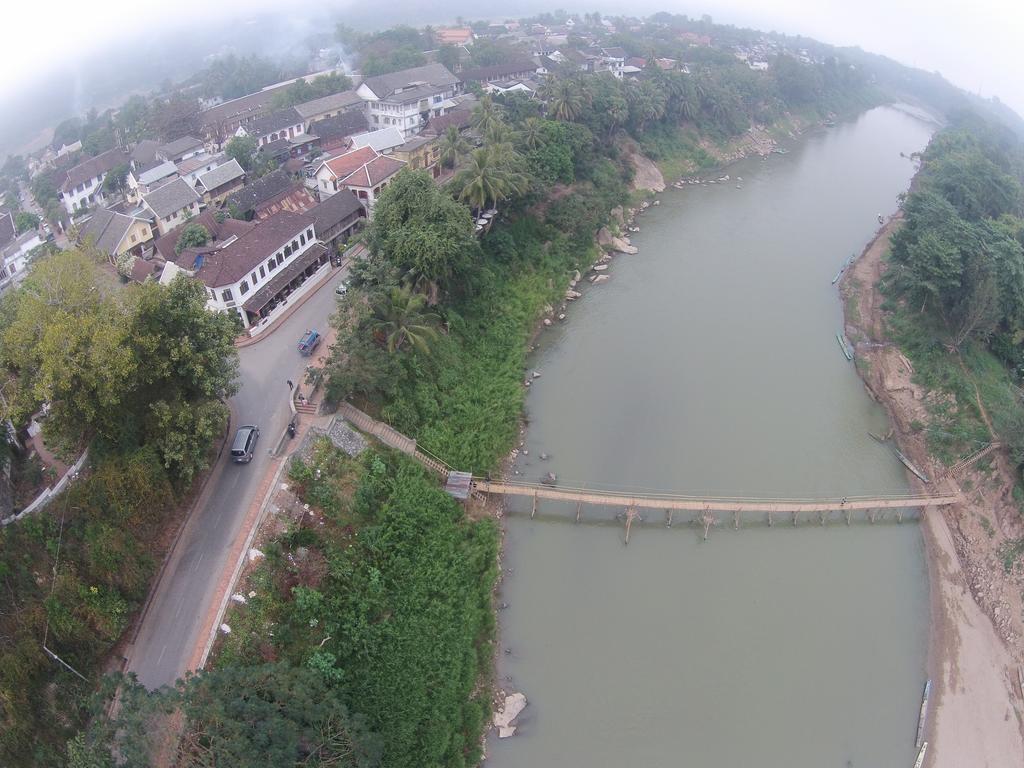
270;73;354;110
885;114;1024;477
214;445;498;768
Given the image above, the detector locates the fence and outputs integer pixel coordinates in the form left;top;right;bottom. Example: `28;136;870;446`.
337;403;450;480
1;449;89;527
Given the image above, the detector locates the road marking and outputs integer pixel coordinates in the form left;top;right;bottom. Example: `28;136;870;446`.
157;644;167;664
192;551;205;572
174;593;187;618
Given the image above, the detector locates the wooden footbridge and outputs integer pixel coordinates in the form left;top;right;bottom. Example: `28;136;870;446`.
336;403;963;540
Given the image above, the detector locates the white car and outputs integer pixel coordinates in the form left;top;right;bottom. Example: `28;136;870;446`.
335;280;348;296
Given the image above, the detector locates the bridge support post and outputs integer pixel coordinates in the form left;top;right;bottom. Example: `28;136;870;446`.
819;509;827;526
665;509;673;528
792;511;799;526
624;507;639;545
531;491;537;519
845;508;851;525
575;499;582;523
897;509;903;524
869;508;877;524
733;510;739;530
700;511;715;541
767;509;773;526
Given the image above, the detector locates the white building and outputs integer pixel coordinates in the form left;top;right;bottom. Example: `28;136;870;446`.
141;178;202;236
0;228;43;294
356;63;461;138
159;210;329;330
58;148;129;214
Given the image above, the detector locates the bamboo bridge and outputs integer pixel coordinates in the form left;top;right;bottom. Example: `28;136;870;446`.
335;404;964;540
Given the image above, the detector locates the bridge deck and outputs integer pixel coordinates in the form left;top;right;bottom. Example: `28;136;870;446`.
471;480;960;513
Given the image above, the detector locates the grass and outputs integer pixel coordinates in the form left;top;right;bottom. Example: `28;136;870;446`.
637;124;717;181
1001;538;1024;573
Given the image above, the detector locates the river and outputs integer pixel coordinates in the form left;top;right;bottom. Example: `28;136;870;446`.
487;106;936;768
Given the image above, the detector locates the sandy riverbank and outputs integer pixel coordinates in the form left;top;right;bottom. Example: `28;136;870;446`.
841;217;1024;766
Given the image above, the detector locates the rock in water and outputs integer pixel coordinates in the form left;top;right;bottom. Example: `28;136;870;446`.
540;472;557;485
494;692;528;738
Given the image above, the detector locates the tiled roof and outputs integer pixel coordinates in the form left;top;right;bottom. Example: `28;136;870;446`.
143;178;200;218
190;210;315;287
422;108;473;135
78;209;146;255
361;63;458;100
434;27;474;45
339;155;405;188
131;139;160;167
294;90;363;119
199;90;280;129
245;108;303;138
62;148;128;192
176;152;222;176
224;169;293;213
153;209;256;262
308;111;369;142
308;190;364;234
198;159;245;193
321;146;378;180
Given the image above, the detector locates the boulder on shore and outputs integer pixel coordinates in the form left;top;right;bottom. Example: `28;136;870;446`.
597;227;614;247
611;236;638;254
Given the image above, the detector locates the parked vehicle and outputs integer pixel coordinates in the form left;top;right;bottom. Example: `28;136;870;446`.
335;280;348;296
231;425;260;463
298;329;321;356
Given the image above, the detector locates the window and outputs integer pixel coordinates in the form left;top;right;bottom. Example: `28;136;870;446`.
284;244;292;257
291;239;298;251
259;265;266;278
268;259;277;272
221;288;233;302
240;280;250;295
306;228;313;240
299;233;306;246
251;271;257;284
130;233;137;243
276;253;284;265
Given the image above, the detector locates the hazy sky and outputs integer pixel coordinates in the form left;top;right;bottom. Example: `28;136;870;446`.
1;0;1021;119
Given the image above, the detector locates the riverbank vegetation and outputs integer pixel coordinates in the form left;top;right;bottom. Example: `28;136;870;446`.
883;112;1024;490
0;251;239;766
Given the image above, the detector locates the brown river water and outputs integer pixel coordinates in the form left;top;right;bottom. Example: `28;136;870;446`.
487;106;937;768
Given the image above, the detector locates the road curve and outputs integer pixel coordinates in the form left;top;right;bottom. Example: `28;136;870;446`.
127;269;346;689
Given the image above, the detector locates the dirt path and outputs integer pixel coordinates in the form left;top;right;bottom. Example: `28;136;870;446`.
841;218;1024;767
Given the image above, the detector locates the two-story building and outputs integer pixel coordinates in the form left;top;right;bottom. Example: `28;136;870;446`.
160;210;328;330
308;189;365;251
127;160;178;202
235;107;306;148
177;152;228;189
0;224;42;295
458;60;541;87
224;168;318;221
356;63;461;138
313;146;405;211
308;111;370;155
390;135;441;178
142;178;202;236
58;148;129;214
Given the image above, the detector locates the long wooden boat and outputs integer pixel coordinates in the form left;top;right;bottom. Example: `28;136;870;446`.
913;742;928;768
894;447;930;483
915;679;931;748
836;333;853;361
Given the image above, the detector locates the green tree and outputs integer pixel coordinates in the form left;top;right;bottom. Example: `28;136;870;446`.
14;212;39;234
471;94;502;137
452;145;527;212
367;170;478;303
226;135;259;172
102;164;129;196
174;223;211;254
437;44;462;72
369;285;441;353
541;78;586;122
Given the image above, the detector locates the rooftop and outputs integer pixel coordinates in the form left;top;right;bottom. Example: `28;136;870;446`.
62;148;128;192
142;177;200;218
157;136;204;159
191;210;315;287
0;212;15;249
350;126;405;153
78;209;145;255
224;168;294;214
339;154;406;189
458;60;539;83
176;152;224;176
360;63;458;100
153;209;256;262
308;189;364;234
198;159;245;192
308;111;369;143
294;90;363;119
245;107;303;138
136;160;178;186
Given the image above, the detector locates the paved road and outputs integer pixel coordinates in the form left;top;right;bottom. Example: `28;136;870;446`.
127;270;346;689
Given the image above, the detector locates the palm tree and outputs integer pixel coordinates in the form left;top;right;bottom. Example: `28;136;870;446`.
472;95;502;137
453;146;527;213
541;78;585;122
438;126;469;169
368;286;441;354
517;117;545;151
